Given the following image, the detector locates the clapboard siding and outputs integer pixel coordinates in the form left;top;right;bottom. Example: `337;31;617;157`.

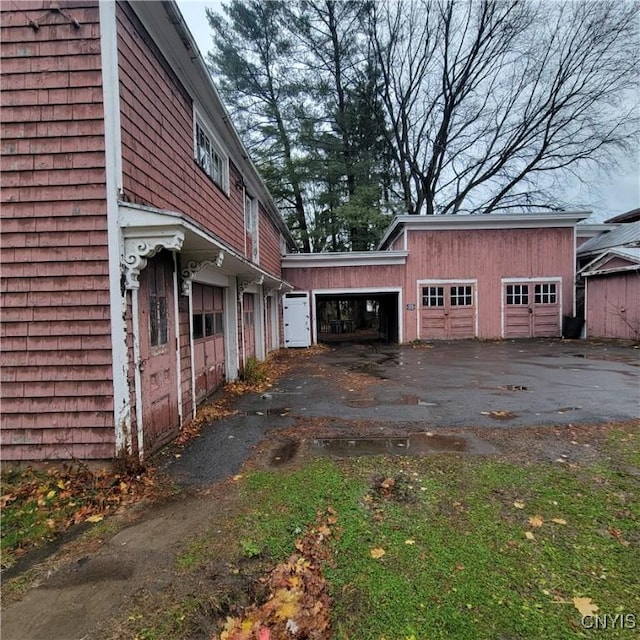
116;2;246;255
0;0;113;460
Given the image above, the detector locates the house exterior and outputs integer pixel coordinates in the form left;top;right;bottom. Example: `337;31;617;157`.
577;217;640;340
282;213;589;343
1;1;294;462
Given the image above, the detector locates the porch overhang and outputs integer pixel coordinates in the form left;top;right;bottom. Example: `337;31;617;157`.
118;202;292;293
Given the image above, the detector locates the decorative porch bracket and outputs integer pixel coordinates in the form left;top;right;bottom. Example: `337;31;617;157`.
122;227;185;290
180;251;225;296
238;274;265;299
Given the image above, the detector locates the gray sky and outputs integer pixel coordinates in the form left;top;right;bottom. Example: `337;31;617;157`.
176;0;639;221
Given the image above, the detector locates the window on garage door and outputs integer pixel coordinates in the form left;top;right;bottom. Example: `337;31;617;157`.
192;283;225;401
420;282;476;339
503;280;560;338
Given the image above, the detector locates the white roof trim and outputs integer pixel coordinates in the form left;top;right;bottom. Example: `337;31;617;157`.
378;212;590;249
282;251;409;269
581;248;640;277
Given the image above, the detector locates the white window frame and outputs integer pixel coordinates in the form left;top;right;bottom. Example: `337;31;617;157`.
193;108;229;194
534;282;557;304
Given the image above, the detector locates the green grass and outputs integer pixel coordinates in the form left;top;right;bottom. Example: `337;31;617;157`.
106;425;640;639
227;435;639;639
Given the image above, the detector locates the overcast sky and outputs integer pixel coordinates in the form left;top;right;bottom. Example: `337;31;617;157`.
176;0;639;222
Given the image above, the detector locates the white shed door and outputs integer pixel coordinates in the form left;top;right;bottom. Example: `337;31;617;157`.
283;293;310;348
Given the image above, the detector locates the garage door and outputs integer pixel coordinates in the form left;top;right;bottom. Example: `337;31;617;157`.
503;280;561;338
419;281;477;339
192;283;225;401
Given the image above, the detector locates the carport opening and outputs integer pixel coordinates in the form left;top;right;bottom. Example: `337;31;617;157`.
315;293;399;344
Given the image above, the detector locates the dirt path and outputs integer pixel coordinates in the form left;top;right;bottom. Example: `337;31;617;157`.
1;485;239;640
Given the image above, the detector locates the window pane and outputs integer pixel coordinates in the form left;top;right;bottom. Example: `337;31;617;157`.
204;313;214;337
214;312;224;335
192;314;203;340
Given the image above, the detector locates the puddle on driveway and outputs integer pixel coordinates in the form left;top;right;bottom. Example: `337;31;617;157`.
392;395;437;406
309;433;494;457
242;408;290;417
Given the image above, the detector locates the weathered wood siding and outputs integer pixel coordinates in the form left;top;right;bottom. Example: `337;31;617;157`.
403;228;575;340
586;272;640;339
0;1;114;460
258;203;282;276
116;2;246;255
282;265;405;291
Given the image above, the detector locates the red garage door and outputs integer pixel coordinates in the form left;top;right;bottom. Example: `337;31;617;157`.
420;282;476;339
243;292;256;360
192;283;225;401
503;280;561;338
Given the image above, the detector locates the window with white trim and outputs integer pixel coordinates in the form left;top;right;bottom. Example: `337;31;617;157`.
535;283;557;304
422;286;444;307
450;285;472;306
194;114;228;192
506;284;529;305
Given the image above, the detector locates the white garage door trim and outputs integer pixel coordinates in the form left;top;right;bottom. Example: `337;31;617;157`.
416;279;478;340
501;277;563;338
311;287;403;345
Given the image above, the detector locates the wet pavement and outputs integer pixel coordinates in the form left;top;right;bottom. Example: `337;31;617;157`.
164;340;639;485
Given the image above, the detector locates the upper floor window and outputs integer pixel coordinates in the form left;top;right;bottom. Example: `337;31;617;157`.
194;111;228;193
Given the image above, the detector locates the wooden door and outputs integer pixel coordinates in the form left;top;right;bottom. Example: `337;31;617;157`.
192;283;226;401
420;283;476;339
138;253;179;455
504;281;561;338
243;293;256;360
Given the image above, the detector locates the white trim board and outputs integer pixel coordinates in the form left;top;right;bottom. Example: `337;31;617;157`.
100;0;131;455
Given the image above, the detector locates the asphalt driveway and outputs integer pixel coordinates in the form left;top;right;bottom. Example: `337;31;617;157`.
164;339;639;485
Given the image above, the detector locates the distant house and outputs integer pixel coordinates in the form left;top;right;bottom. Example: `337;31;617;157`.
577;214;640;340
282;213;589;343
1;1;295;462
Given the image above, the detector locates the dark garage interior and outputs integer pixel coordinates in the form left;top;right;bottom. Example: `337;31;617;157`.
315;292;399;344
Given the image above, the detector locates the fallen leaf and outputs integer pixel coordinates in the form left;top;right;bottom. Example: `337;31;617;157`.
513;501;525;509
529;514;544;528
86;514;104;523
573;596;599;617
370;547;386;559
524;531;535;540
551;518;567;525
404;539;416;545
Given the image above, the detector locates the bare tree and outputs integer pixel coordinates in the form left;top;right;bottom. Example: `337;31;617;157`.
370;0;640;215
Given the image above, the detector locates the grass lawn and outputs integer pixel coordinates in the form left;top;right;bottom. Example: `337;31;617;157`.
117;424;639;640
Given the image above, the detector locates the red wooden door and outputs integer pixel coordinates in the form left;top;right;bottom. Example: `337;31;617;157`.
192;283;226;401
243;293;256;360
504;281;561;338
138;253;179;455
420;284;476;339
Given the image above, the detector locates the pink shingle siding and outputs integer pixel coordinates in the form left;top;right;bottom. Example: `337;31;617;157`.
116;3;246;255
0;0;114;460
258;203;282;276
